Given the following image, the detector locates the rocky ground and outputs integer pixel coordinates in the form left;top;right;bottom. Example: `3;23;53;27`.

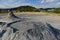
0;14;60;40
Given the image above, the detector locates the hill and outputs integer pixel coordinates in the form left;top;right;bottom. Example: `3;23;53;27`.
0;6;40;13
0;6;60;14
13;6;40;12
39;8;60;13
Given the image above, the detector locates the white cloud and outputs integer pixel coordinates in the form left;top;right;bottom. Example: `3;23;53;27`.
0;0;59;8
0;2;9;8
0;1;32;9
41;0;54;3
9;0;14;2
46;0;54;2
0;5;5;8
0;0;22;8
41;0;45;3
56;2;60;5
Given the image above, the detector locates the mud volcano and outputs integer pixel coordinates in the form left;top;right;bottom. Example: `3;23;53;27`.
0;10;60;40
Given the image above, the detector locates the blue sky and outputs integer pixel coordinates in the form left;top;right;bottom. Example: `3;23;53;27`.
0;0;60;8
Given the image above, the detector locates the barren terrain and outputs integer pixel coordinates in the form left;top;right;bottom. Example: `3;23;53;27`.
0;12;60;29
0;12;60;40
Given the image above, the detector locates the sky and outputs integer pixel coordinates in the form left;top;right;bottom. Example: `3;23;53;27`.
0;0;60;9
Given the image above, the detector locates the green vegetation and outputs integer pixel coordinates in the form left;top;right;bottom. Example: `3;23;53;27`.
40;8;60;14
0;9;8;13
53;8;60;13
0;6;40;13
0;5;60;14
13;6;40;12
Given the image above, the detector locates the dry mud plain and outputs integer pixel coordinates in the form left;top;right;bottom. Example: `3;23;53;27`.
0;12;60;40
14;12;60;29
